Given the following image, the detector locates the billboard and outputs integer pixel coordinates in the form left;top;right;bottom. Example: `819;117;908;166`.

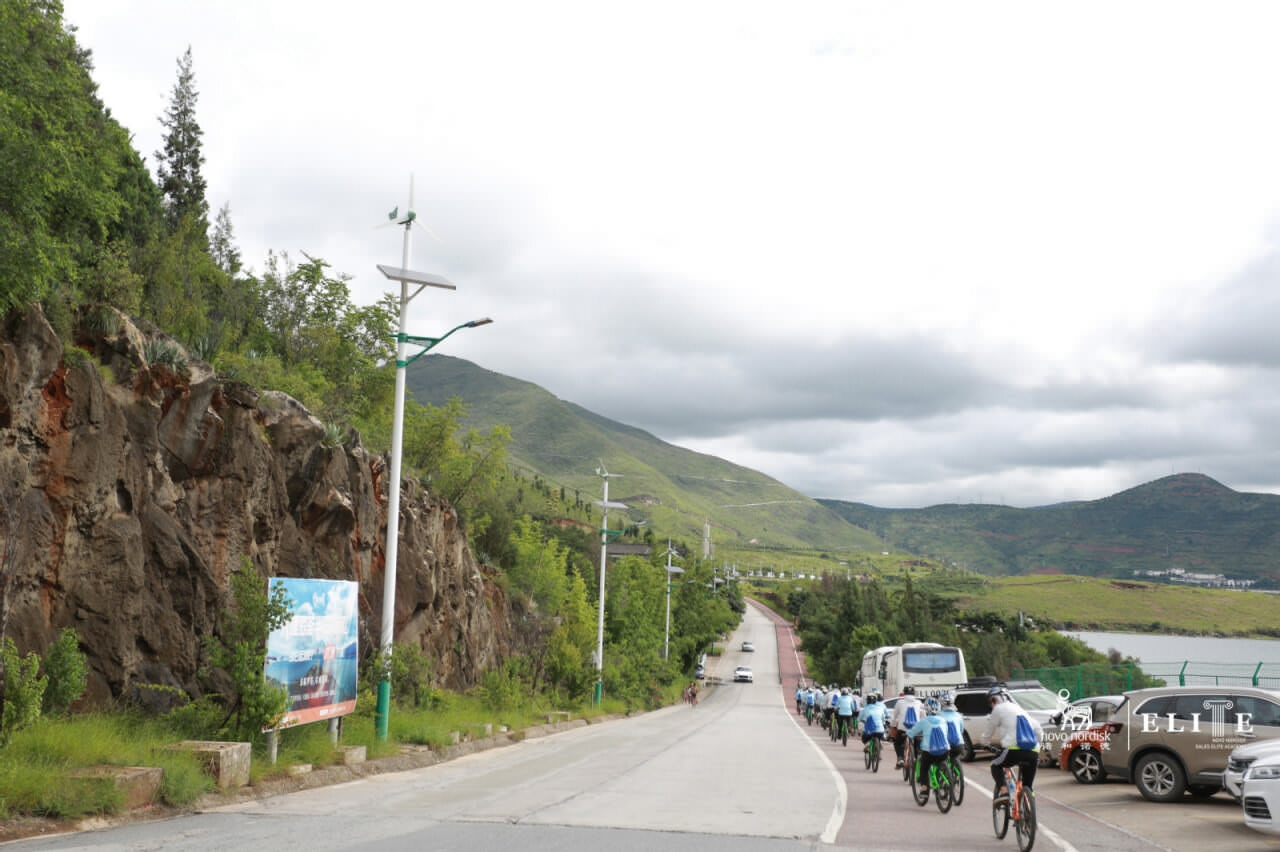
264;578;359;728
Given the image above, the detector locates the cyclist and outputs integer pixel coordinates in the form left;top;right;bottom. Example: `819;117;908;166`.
907;698;952;798
890;685;925;769
795;681;806;714
823;684;840;729
858;692;888;751
804;683;819;720
835;687;857;739
938;692;966;760
982;685;1043;801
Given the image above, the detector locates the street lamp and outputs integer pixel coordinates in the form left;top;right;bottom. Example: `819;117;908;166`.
662;540;684;660
373;202;491;742
592;462;628;706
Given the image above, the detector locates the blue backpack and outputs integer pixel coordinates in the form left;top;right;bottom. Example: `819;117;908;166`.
904;705;918;727
1015;714;1039;750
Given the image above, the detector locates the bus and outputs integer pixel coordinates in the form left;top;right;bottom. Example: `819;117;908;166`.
859;642;968;699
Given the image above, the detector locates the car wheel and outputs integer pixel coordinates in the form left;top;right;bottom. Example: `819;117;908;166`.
1135;752;1186;802
962;731;975;762
1068;746;1107;784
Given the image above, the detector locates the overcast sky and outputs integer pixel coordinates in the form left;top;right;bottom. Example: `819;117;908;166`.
60;1;1280;508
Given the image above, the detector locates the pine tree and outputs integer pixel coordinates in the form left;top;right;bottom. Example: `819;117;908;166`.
155;46;208;231
210;202;241;275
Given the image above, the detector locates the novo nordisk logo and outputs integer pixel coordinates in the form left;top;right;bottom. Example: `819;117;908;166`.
1139;699;1246;739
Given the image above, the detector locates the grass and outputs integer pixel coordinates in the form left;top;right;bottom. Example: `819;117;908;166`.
0;685;668;823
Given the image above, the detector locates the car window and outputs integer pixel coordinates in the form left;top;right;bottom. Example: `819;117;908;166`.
1011;689;1062;711
1235;695;1280;728
1091;701;1117;722
1134;695;1175;717
955;693;989;716
1171;693;1232;721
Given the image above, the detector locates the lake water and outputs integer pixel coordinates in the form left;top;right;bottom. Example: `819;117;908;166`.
1063;630;1280;665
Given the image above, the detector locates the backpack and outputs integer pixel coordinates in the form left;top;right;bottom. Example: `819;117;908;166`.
1015;713;1038;750
904;704;918;727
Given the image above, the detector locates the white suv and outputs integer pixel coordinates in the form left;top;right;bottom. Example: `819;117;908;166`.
952;680;1067;761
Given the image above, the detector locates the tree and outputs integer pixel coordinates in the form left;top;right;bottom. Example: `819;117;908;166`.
155;46;207;232
209;201;241;275
0;0;136;318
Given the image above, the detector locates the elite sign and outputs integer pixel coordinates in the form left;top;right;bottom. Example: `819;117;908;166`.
264;578;359;728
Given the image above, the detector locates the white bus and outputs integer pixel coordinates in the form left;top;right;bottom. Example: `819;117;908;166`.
859;642;968;699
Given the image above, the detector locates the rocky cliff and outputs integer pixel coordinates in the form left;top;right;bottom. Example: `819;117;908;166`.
0;306;513;705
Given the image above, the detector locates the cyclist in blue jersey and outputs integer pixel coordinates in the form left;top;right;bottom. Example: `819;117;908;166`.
938;692;966;760
907;698;953;798
858;692;888;749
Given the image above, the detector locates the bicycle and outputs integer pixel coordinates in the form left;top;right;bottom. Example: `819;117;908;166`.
913;757;954;813
805;703;815;725
943;750;965;807
993;763;1036;852
834;714;851;746
864;733;882;772
901;735;917;783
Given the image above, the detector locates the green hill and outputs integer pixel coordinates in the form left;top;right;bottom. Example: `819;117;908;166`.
819;473;1280;585
404;355;882;554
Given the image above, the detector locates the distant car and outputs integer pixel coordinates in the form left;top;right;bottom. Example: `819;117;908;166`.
694;663;706;680
1243;753;1280;836
734;666;754;683
742;641;755;652
1226;739;1280;799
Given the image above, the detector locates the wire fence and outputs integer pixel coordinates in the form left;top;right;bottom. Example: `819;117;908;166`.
1013;661;1280;698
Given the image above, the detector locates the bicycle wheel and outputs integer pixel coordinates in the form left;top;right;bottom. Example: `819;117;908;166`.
935;765;953;814
912;764;929;807
864;739;872;770
992;798;1010;839
901;742;913;782
949;758;965;807
842;720;849;747
1015;789;1036;852
871;739;881;773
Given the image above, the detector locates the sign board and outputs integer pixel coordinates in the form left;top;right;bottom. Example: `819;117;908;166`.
264;578;359;728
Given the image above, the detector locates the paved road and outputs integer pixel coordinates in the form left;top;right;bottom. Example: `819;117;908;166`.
13;602;1280;851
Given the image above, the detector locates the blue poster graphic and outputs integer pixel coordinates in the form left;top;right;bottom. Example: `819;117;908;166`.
264;578;359;728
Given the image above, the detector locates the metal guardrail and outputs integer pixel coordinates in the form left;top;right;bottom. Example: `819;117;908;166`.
1013;661;1280;698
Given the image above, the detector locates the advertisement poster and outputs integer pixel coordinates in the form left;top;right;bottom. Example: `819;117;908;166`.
264;578;359;728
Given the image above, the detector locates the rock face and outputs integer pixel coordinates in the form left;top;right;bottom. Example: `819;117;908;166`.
0;307;511;704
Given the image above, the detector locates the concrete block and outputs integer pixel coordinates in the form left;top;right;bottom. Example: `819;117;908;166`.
67;765;162;810
337;745;366;765
174;740;251;789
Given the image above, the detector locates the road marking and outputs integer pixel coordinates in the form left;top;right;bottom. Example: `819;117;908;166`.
972;786;1084;852
785;703;847;843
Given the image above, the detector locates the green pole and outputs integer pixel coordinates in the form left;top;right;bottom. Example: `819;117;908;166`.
376;679;391;739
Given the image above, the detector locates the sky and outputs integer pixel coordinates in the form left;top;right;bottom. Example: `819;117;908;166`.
59;1;1280;508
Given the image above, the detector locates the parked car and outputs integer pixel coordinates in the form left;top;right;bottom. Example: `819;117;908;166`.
952;680;1068;761
694;663;705;680
1225;738;1280;799
1097;685;1280;802
1059;721;1113;784
734;666;754;683
1043;694;1124;764
1242;753;1280;836
741;640;755;652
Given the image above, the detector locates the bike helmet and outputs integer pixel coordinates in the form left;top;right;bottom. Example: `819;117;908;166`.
987;685;1010;703
925;697;940;713
939;691;955;710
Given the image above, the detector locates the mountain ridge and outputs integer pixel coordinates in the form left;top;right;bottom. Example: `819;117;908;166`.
407;357;1280;584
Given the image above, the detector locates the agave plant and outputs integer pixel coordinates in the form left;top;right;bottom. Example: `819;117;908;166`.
321;422;347;449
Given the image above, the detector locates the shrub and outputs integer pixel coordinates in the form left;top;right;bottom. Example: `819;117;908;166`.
42;628;88;716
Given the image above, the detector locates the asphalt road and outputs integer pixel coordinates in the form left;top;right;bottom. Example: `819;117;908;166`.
11;602;1280;851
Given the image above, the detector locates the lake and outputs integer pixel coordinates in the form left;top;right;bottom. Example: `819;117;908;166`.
1063;630;1280;665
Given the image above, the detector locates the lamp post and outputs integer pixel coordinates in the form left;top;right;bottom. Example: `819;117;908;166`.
662;540;684;660
373;205;491;742
593;462;628;706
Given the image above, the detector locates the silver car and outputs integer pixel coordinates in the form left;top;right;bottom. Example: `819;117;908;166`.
1225;738;1280;799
